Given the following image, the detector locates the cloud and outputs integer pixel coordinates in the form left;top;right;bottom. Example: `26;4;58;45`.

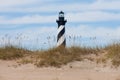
66;25;120;39
0;0;120;24
0;15;57;24
0;16;5;20
0;0;36;7
66;11;120;22
0;0;56;7
1;25;120;49
0;11;120;24
66;25;120;46
0;26;57;49
0;0;120;13
0;0;120;49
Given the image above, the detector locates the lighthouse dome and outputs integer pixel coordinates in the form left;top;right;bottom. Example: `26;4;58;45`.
59;11;64;17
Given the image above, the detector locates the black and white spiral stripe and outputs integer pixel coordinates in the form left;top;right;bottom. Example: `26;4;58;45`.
57;25;66;47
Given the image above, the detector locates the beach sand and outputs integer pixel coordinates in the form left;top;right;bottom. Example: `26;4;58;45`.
0;60;120;80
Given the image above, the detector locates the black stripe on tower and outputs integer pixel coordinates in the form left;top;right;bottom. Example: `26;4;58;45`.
56;11;67;47
57;26;65;42
57;25;66;47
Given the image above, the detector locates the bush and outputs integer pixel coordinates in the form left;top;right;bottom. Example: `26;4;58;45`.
105;43;120;67
0;46;30;60
35;46;98;67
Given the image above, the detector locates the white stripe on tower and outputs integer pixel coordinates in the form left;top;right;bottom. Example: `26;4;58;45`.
57;25;64;35
57;28;65;46
56;11;67;47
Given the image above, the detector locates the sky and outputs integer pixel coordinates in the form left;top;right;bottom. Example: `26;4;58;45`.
0;0;120;50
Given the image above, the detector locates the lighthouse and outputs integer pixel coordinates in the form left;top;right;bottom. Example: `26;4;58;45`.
56;11;67;47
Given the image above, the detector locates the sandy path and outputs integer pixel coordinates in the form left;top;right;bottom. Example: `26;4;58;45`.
0;60;120;80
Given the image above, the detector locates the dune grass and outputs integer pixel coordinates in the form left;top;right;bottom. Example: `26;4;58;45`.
0;46;31;60
35;46;99;67
0;43;120;67
105;43;120;67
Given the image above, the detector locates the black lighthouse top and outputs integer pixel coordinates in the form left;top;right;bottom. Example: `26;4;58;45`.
56;11;67;25
59;11;64;17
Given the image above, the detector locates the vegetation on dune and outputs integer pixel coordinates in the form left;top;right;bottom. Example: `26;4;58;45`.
0;43;120;68
105;43;120;67
0;45;100;67
35;46;83;67
0;46;31;60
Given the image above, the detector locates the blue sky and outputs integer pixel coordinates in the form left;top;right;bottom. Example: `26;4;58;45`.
0;0;120;50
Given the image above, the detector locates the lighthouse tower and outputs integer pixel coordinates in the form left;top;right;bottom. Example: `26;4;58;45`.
56;11;67;47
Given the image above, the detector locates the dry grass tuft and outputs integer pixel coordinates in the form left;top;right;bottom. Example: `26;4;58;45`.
35;46;99;67
0;46;31;60
105;43;120;67
0;43;120;68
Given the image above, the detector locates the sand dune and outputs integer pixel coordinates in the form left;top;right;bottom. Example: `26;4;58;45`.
0;60;120;80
